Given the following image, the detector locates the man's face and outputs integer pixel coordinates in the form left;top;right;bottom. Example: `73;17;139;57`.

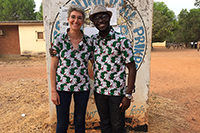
92;13;110;31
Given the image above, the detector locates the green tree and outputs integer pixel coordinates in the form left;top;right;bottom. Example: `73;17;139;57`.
188;8;200;41
0;0;36;21
153;10;170;42
194;0;200;7
175;8;200;44
152;2;178;42
36;2;43;20
175;9;190;43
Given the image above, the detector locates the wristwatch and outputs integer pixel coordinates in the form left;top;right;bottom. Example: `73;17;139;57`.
125;94;132;100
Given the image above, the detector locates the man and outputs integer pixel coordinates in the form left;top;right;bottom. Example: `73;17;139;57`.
89;5;136;133
191;42;194;48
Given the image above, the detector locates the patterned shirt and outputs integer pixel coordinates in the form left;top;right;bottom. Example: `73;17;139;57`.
52;30;93;92
91;27;135;96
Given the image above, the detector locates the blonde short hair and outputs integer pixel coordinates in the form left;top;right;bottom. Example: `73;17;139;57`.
67;4;85;20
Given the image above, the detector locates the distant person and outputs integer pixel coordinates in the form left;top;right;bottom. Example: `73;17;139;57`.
191;42;194;48
195;42;197;49
50;4;93;133
89;5;137;133
197;39;200;52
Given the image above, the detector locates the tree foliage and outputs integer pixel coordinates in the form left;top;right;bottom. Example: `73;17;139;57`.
152;1;200;44
152;2;178;42
175;8;200;43
36;2;43;20
194;0;200;7
0;0;36;21
174;9;190;43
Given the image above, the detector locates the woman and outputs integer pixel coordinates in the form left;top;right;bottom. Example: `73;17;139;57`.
50;4;93;133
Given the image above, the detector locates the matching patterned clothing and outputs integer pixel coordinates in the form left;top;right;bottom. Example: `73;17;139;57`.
52;28;135;96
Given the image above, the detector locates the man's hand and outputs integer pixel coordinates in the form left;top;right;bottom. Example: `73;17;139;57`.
49;48;57;57
119;97;132;112
51;91;60;105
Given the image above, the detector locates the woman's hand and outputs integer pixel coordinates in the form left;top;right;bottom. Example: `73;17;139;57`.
51;91;60;105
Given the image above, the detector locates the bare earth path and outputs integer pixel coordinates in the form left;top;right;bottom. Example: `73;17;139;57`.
150;47;200;133
0;47;200;132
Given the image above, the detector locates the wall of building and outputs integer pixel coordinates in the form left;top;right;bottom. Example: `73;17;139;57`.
153;41;166;47
19;25;46;55
0;25;20;55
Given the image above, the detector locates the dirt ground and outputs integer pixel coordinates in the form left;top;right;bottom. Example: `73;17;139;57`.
0;47;200;133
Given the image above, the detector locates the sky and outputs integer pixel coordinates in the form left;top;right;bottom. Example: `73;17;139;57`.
154;0;197;16
34;0;197;16
34;0;42;12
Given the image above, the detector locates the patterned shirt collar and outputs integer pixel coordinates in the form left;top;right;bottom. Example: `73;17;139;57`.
96;27;115;40
62;28;87;43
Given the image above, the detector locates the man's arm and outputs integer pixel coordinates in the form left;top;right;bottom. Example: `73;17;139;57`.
126;61;136;94
120;61;136;112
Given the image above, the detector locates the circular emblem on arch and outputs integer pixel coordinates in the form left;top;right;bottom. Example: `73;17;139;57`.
50;0;147;70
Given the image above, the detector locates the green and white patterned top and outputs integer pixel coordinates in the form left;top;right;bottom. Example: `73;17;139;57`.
91;27;135;96
52;30;93;92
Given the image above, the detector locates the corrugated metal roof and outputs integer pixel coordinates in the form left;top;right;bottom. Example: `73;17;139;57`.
0;20;43;25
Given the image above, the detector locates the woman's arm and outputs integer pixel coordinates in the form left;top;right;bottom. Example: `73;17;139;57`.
50;57;60;105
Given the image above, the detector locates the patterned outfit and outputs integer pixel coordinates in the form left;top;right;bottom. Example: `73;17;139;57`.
52;30;93;92
91;27;135;133
52;30;93;133
91;27;135;96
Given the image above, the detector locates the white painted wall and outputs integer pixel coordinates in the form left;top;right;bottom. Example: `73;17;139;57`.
19;25;46;55
153;41;166;47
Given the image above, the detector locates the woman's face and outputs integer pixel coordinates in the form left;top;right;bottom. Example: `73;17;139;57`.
67;11;84;31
